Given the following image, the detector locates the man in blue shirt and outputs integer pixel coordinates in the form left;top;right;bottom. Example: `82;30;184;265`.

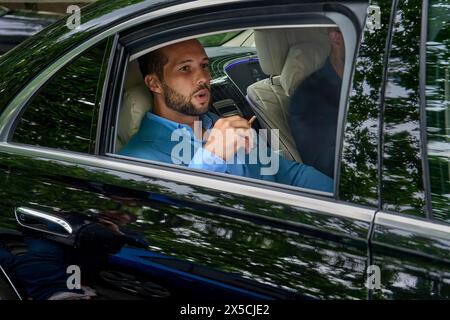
288;28;345;178
119;39;332;193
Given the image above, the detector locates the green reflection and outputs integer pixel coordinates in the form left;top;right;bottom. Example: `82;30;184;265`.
426;0;450;223
382;0;425;216
12;38;112;153
340;0;393;207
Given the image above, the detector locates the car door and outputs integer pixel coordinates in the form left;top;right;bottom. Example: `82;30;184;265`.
103;0;379;300
370;0;450;299
0;0;381;300
0;36;116;300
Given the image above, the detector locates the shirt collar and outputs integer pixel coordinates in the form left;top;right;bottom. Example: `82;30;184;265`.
146;112;214;130
141;112;215;142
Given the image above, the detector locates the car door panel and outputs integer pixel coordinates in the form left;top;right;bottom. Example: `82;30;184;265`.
0;143;372;299
0;0;385;300
371;212;450;298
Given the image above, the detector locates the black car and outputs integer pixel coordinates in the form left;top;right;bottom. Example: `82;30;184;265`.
0;6;61;54
0;0;449;300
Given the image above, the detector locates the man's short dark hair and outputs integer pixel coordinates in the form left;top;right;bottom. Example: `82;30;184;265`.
138;48;168;80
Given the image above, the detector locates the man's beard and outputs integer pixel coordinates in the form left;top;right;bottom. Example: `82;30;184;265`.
161;81;210;116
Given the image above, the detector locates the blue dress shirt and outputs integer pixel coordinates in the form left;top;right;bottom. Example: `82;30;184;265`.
119;112;333;192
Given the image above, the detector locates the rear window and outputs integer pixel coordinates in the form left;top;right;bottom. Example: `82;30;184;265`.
11;38;113;153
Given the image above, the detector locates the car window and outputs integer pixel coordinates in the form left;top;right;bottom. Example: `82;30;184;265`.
379;0;425;218
115;24;351;195
198;31;243;47
426;0;450;223
11;38;113;153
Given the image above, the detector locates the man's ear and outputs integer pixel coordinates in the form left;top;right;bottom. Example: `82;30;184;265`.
144;74;162;94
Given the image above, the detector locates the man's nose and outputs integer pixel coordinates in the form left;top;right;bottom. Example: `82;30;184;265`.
196;67;211;85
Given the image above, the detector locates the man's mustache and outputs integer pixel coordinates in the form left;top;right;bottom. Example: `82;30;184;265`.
192;83;210;95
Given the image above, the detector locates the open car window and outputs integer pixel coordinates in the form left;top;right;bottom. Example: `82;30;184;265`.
198;31;245;47
112;23;352;196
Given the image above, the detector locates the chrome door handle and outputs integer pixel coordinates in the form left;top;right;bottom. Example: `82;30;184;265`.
15;207;73;237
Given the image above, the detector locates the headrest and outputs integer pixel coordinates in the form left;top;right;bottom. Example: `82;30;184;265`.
117;60;153;151
280;42;330;96
255;27;330;76
125;59;146;90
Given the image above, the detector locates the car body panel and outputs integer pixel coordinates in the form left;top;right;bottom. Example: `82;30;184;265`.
0;0;448;300
0;144;370;299
372;212;450;298
371;0;450;299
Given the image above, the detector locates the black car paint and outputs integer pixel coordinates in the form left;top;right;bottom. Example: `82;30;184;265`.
0;0;448;300
0;0;372;300
372;0;450;299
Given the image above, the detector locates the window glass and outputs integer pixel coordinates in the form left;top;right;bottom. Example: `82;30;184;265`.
12;38;112;153
198;31;243;47
426;0;450;222
116;26;347;195
381;0;424;217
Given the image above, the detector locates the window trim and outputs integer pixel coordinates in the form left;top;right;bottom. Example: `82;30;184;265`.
110;150;335;198
419;0;434;219
375;210;450;240
95;33;125;156
102;7;362;201
328;11;362;196
89;36;117;154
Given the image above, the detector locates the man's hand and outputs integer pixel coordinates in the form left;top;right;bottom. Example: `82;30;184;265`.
204;115;255;161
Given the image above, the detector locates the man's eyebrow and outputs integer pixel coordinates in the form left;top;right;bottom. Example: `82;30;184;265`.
177;59;193;65
176;57;209;65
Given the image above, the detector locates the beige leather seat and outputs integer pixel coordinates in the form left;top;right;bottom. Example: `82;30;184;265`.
246;28;330;162
116;60;153;152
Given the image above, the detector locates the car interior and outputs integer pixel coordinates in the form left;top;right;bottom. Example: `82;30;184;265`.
246;27;330;162
115;25;342;183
